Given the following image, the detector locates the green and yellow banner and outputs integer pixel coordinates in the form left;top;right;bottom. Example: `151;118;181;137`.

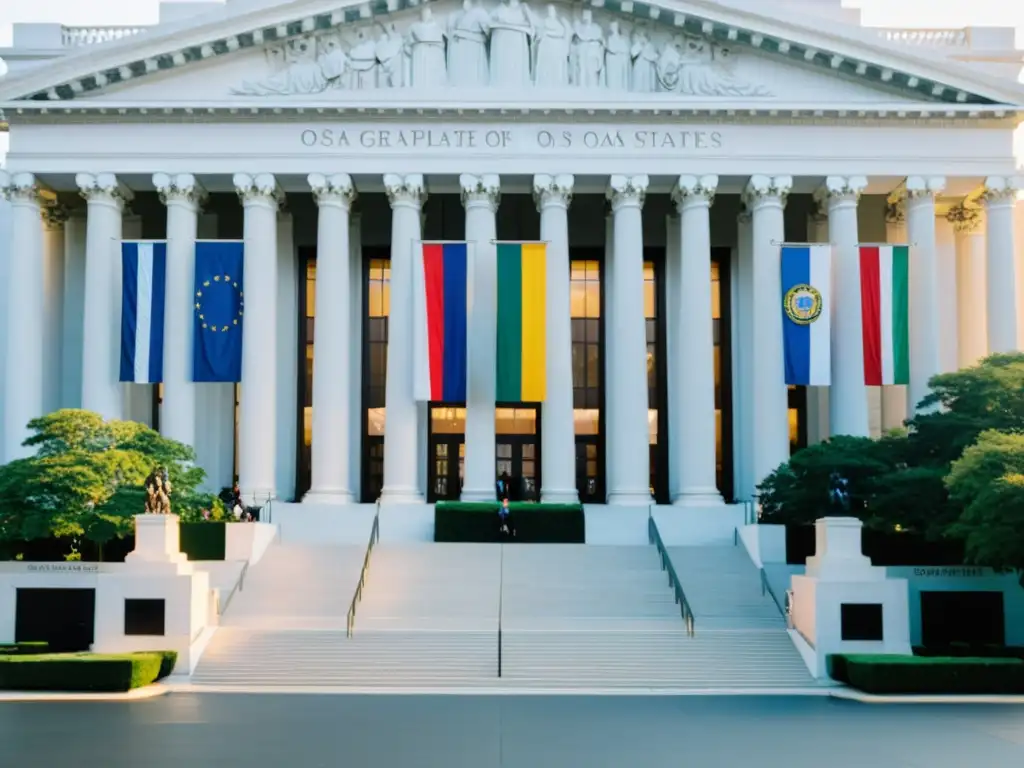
496;243;546;402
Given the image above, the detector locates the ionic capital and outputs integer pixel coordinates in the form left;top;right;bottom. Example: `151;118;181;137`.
533;174;574;210
75;172;133;209
947;203;982;234
884;200;905;225
233;173;283;208
672;174;718;210
742;175;792;209
607;174;649;211
0;171;45;207
42;204;70;230
460;173;500;210
384;173;427;209
308;172;356;209
981;176;1023;205
153;172;208;209
814;175;868;209
905;176;946;202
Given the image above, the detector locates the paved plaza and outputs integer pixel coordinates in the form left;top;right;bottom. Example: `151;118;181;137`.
2;694;1023;767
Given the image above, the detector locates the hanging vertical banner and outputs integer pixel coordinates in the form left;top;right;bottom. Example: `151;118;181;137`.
496;242;547;402
781;244;832;386
413;242;469;402
119;241;167;384
860;245;910;385
192;241;245;382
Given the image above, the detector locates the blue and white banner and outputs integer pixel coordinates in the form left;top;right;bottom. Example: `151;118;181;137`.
781;245;832;386
120;241;167;384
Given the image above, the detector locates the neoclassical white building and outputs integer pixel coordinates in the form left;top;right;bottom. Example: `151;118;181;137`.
1;0;1023;511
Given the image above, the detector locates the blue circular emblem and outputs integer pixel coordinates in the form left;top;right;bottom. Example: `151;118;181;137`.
783;284;823;325
195;273;244;334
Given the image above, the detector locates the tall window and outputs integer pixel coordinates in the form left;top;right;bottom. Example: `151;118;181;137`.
302;260;316;453
644;261;657;446
366;258;390;437
712;260;723;488
570;260;600;435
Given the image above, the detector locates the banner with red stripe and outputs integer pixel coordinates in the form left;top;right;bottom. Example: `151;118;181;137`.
860;245;910;386
414;242;469;402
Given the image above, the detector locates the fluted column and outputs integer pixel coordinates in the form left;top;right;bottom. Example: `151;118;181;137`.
153;173;206;449
305;173;357;503
982;176;1021;354
817;176;869;437
949;204;987;367
905;176;945;414
743;175;793;486
881;201;908;429
671;175;722;505
0;172;45;460
733;208;754;499
605;174;651;505
233;173;282;502
381;174;427;503
805;206;831;443
77;172;132;421
534;174;578;502
460;174;500;501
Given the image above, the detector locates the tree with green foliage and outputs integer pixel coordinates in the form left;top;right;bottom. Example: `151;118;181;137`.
0;410;225;559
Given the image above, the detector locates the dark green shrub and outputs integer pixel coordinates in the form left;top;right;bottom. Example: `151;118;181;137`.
0;652;166;692
0;641;50;655
830;654;1024;694
155;650;178;679
179;522;226;560
913;645;1024;660
434;502;585;543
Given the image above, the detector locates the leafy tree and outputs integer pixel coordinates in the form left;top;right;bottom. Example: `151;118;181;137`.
0;409;221;558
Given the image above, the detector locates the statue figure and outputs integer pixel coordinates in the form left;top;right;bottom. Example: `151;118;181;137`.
489;0;535;88
376;22;406;87
700;45;772;97
408;7;448;88
144;467;172;516
604;20;630;90
231;35;326;95
675;35;715;95
316;31;349;88
448;0;491;87
656;35;684;92
630;28;658;93
347;29;379;89
532;4;571;87
572;9;604;88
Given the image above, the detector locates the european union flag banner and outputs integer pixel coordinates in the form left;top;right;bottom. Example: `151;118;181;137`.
119;241;167;383
193;241;244;382
413;242;468;402
781;245;832;386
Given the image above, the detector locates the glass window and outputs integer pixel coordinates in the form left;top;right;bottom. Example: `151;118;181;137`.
431;407;466;434
572;259;602;433
495;408;537;436
366;258;390;413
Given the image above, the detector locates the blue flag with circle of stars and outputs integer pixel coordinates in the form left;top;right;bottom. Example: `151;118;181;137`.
193;241;245;382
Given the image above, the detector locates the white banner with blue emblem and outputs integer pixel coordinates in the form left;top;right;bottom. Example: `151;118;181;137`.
781;245;832;386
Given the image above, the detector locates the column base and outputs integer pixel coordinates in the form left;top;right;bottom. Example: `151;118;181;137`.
672;489;725;507
541;488;580;504
460;487;496;502
605;490;652;506
302;489;356;505
379;486;425;504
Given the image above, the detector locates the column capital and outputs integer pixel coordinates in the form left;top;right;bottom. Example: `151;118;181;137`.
0;171;45;207
671;174;718;210
606;174;649;210
814;175;868;208
533;174;574;210
981;176;1023;205
460;173;500;210
885;199;905;225
384;173;427;209
76;172;133;209
233;173;283;208
308;172;356;209
42;203;70;230
737;202;752;225
153;172;208;209
947;203;982;234
905;176;946;202
742;175;792;209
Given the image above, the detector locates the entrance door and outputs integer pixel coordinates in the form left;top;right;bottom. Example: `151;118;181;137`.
576;436;602;502
428;435;464;502
495;437;540;501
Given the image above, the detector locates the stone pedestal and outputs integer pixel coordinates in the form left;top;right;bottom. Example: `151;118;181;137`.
125;513;189;568
790;517;912;679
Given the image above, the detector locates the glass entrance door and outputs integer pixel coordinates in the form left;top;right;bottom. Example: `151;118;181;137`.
495;438;539;501
428;435;464;502
575;436;602;502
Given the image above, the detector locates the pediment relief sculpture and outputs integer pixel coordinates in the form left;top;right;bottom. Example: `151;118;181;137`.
230;0;771;98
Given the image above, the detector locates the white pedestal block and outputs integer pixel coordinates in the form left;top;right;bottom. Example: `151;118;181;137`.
125;514;189;566
790;517;912;678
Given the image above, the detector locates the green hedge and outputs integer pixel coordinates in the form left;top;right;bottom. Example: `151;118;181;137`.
0;642;49;655
913;644;1024;660
179;522;227;561
434;502;585;543
828;654;1024;694
0;650;177;692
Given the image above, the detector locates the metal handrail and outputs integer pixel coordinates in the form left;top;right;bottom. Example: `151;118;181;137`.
497;545;504;678
220;560;250;615
346;499;381;638
647;507;695;637
760;568;786;618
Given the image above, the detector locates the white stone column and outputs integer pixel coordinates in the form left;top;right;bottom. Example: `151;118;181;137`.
381;174;427;503
42;206;68;417
605;174;651;505
232;173;281;503
461;174;501;502
905;176;945;414
665;213;681;500
817;176;870;438
743;175;793;487
77;173;132;421
152;173;205;449
982;176;1022;354
805;208;831;443
881;201;909;430
305;173;357;503
671;175;722;506
534;174;578;502
733;208;754;500
950;205;987;367
935;213;958;372
0;172;45;461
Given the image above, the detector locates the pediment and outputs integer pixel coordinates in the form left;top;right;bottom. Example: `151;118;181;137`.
1;0;1022;108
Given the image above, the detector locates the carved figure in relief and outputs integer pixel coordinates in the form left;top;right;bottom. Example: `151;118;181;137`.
376;22;406;88
674;35;715;95
702;45;772;97
656;35;683;92
317;31;349;87
630;27;658;93
448;0;491;87
348;29;378;89
604;20;630;90
489;0;535;88
231;35;325;95
572;9;604;87
532;4;571;87
408;7;448;88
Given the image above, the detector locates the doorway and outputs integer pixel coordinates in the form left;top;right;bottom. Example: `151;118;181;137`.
429;434;465;502
16;588;96;652
576;435;602;502
496;406;541;502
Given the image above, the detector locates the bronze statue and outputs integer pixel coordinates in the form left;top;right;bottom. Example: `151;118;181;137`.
143;467;173;515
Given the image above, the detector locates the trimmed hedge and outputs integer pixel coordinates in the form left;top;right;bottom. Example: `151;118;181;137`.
914;644;1024;660
0;650;177;692
828;654;1024;694
434;502;585;543
0;642;49;655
